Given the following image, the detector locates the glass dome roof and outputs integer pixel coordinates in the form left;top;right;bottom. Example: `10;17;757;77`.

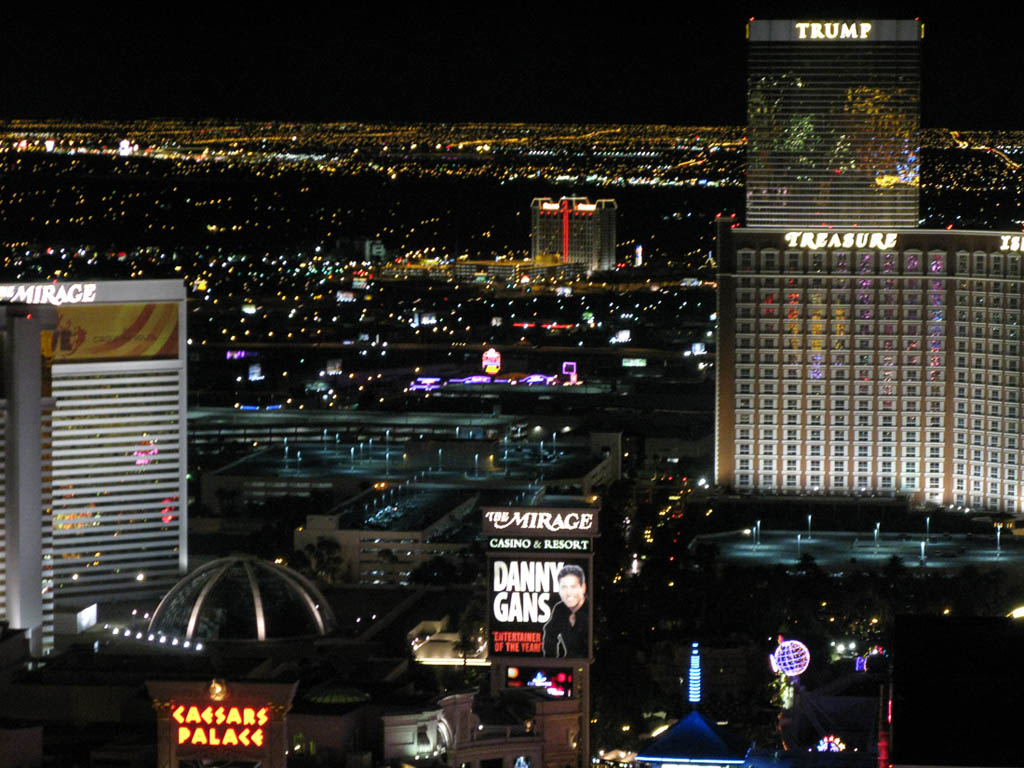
149;556;335;641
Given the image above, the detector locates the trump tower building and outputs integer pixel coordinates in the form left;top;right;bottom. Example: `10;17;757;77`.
717;21;1024;514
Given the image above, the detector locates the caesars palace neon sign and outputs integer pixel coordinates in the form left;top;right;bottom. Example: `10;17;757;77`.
0;283;98;305
172;703;269;748
795;22;872;40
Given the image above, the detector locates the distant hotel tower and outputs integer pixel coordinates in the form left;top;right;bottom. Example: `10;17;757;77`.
531;197;617;273
746;19;921;228
718;21;1024;514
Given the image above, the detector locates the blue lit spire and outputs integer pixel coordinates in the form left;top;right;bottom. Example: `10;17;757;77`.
688;642;702;705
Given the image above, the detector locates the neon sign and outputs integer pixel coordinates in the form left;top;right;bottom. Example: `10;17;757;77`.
688;642;702;704
783;231;897;250
795;21;871;40
770;639;811;677
0;282;98;305
482;348;502;374
999;235;1024;252
816;735;846;752
488;537;591;551
172;703;268;748
483;509;596;535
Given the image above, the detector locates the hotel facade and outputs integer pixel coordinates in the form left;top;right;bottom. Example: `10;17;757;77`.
0;280;187;615
716;225;1024;513
531;197;617;273
746;19;922;228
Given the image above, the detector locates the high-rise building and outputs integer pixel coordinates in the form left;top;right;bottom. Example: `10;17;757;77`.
531;197;617;272
0;280;187;610
718;19;1024;514
716;224;1024;513
1;305;56;654
746;19;921;228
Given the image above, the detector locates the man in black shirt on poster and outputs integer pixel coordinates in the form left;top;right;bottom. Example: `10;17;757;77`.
542;564;589;658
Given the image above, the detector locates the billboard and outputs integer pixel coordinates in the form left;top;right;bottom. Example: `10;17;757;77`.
52;302;180;362
489;556;591;660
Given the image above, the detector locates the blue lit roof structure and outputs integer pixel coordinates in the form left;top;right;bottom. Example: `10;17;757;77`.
636;710;751;766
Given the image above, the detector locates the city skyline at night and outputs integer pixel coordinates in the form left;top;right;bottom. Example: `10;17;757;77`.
6;11;1024;768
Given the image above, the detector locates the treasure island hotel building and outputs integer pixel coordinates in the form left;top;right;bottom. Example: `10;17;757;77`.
717;19;1024;513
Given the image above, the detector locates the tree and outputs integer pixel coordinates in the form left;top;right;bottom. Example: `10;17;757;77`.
291;537;347;587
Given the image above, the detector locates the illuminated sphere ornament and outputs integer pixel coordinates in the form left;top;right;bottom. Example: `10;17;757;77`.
770;639;811;677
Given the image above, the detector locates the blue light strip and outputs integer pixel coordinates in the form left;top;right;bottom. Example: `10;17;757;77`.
635;757;745;765
688;642;701;704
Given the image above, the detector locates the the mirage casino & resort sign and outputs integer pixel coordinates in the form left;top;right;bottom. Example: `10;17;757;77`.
484;508;597;662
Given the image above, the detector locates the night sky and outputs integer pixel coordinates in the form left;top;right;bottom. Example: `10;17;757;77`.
3;5;1022;128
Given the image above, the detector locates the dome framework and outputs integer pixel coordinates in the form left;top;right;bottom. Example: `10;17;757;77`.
149;556;335;642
